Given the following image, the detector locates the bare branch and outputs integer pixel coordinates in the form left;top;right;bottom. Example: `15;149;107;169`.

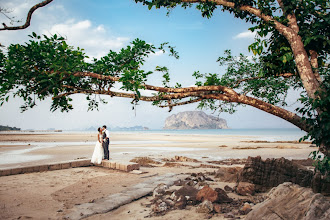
0;0;54;31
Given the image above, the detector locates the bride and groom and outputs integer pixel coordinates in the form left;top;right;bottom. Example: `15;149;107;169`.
91;125;110;164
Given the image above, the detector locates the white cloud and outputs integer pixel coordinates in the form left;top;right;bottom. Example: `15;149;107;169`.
233;30;256;39
43;19;130;59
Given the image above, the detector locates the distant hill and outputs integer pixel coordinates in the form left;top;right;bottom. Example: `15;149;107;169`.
163;111;229;130
0;125;21;131
85;125;149;131
112;126;149;131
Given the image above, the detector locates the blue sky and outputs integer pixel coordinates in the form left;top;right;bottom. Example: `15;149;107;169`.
0;0;301;130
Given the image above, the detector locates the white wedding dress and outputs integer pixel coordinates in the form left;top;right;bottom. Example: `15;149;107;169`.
91;134;104;164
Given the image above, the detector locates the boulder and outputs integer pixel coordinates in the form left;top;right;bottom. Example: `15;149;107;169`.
215;167;241;182
172;185;199;205
311;171;330;196
235;182;255;196
153;183;168;197
196;186;232;203
174;195;187;209
214;188;233;203
238;156;313;192
196;200;214;213
239;203;252;215
152;200;168;214
245;182;330;220
224;185;233;192
196;186;219;203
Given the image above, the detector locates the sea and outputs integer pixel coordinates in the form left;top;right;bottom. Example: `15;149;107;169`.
0;128;309;166
69;128;308;142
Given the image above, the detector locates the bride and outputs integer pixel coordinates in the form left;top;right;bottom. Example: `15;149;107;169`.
91;127;104;164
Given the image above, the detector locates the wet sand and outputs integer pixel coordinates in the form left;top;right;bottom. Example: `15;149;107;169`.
0;132;315;168
0;132;316;219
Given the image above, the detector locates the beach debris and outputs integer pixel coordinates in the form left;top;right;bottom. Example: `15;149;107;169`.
145;172;266;218
130;157;161;167
162;162;185;167
218;145;228;148
208;158;247;165
163;156;200;163
129;170;147;175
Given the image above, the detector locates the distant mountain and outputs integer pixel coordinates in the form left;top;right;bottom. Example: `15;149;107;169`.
0;125;21;131
112;126;149;131
84;125;149;131
163;111;229;130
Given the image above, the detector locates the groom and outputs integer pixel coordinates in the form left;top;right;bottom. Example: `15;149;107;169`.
102;125;110;160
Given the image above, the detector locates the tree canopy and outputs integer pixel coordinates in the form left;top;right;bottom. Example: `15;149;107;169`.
0;0;329;157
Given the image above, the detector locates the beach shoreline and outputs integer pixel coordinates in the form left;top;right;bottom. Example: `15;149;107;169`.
0;131;318;219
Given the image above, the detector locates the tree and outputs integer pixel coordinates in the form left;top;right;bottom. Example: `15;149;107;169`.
0;0;329;158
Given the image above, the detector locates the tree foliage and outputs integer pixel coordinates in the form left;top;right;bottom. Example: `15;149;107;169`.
0;0;329;159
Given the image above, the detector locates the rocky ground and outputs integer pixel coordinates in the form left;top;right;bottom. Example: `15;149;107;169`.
89;156;329;220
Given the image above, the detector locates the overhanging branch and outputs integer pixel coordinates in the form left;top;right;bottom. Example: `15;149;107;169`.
0;0;54;31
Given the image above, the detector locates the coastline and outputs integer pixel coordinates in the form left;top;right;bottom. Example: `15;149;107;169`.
0;130;319;220
0;129;313;168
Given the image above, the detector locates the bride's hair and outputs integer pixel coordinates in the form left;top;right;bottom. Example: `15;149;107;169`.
97;127;101;132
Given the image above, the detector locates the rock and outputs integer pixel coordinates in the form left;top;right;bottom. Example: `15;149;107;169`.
196;200;214;213
224;212;235;218
311;171;330;196
239;203;252;215
163;111;229;130
245;182;330;220
163;199;175;207
196;185;219;203
172;185;199;204
215;188;233;203
153;183;168;197
215;167;241;182
238;156;313;192
213;203;222;213
173;156;199;162
173;179;185;186
235;182;255;196
174;195;187;209
197;186;232;203
152;201;168;214
224;185;233;192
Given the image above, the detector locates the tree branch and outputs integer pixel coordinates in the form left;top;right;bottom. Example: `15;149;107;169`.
309;50;322;83
159;98;203;108
0;0;54;31
200;93;310;132
232;72;296;88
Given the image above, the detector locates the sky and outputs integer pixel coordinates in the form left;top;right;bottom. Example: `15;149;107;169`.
0;0;301;130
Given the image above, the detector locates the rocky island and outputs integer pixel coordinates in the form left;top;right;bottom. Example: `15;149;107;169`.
163;111;229;130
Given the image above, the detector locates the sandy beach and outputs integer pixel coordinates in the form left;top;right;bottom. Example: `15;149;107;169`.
0;132;317;219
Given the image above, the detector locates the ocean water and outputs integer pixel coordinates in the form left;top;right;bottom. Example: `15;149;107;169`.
70;128;308;142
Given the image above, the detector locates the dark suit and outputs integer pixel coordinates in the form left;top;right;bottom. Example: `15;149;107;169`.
102;132;109;159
